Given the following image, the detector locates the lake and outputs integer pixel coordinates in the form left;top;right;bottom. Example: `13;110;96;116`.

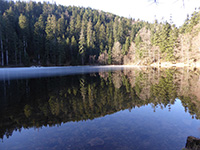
0;66;200;150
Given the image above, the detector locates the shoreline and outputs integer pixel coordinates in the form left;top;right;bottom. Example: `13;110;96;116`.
0;62;200;69
150;62;200;68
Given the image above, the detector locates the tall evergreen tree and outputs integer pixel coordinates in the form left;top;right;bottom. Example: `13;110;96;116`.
69;16;75;38
113;17;119;42
118;18;126;44
86;19;95;54
45;14;57;64
34;14;46;64
112;41;122;64
0;14;4;66
99;24;106;52
3;7;17;65
71;35;77;61
79;21;86;65
75;14;81;39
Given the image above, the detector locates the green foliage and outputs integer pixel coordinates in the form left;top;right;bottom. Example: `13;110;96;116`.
111;41;122;64
180;12;200;34
123;37;130;55
79;22;86;64
0;0;200;66
150;21;179;62
19;14;28;31
0;0;148;66
24;105;32;118
134;35;142;47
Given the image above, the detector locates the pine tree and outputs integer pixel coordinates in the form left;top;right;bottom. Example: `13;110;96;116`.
3;7;18;65
45;14;57;64
65;37;70;61
57;15;66;64
180;14;189;33
69;16;75;37
86;19;93;50
166;25;178;61
99;24;106;52
118;18;125;44
123;37;130;55
134;35;142;47
34;14;46;64
113;17;119;42
57;15;65;39
75;14;81;39
70;36;77;63
79;21;86;65
0;14;4;66
112;41;122;64
19;13;29;63
159;22;171;53
94;19;101;49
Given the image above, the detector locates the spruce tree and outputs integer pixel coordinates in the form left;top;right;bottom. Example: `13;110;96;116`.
99;24;106;52
112;41;122;64
86;19;93;50
79;21;86;65
71;36;77;63
0;14;4;66
34;14;45;64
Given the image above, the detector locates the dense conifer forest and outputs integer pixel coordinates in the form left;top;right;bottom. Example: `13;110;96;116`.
0;0;200;66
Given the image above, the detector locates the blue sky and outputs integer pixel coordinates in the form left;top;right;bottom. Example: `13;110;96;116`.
16;0;200;26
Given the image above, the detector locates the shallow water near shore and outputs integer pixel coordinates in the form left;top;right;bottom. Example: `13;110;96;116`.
0;66;200;150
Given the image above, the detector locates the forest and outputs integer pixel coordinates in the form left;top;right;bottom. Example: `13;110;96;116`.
0;0;200;66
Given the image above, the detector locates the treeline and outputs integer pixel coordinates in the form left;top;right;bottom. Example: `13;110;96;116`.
123;9;200;65
0;0;146;66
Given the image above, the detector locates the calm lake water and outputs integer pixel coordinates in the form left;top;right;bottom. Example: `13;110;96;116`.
0;66;200;150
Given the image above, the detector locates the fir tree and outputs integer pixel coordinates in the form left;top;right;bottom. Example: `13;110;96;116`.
79;21;86;65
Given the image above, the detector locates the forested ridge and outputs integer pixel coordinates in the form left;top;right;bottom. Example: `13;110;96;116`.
0;0;200;66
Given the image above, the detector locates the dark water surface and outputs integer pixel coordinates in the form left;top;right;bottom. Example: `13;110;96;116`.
0;66;200;150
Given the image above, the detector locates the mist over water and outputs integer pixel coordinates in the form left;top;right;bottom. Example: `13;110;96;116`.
0;66;126;80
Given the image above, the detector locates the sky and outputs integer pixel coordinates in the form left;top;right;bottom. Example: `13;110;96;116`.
16;0;200;26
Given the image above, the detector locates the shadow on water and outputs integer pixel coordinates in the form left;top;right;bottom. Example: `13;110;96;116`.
0;67;200;149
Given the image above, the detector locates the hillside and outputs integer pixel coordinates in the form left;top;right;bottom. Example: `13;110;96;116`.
0;0;146;66
0;0;200;67
123;9;200;67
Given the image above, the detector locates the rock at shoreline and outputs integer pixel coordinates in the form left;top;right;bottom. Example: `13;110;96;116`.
185;136;200;150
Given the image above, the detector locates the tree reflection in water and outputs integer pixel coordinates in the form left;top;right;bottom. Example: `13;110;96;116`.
0;67;200;149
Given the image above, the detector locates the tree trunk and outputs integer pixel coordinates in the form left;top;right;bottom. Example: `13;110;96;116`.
38;54;40;65
5;38;8;66
23;38;26;55
70;47;73;60
15;49;17;65
6;50;8;66
19;51;22;65
181;40;184;63
1;38;4;66
187;48;189;65
81;55;84;65
158;50;161;67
